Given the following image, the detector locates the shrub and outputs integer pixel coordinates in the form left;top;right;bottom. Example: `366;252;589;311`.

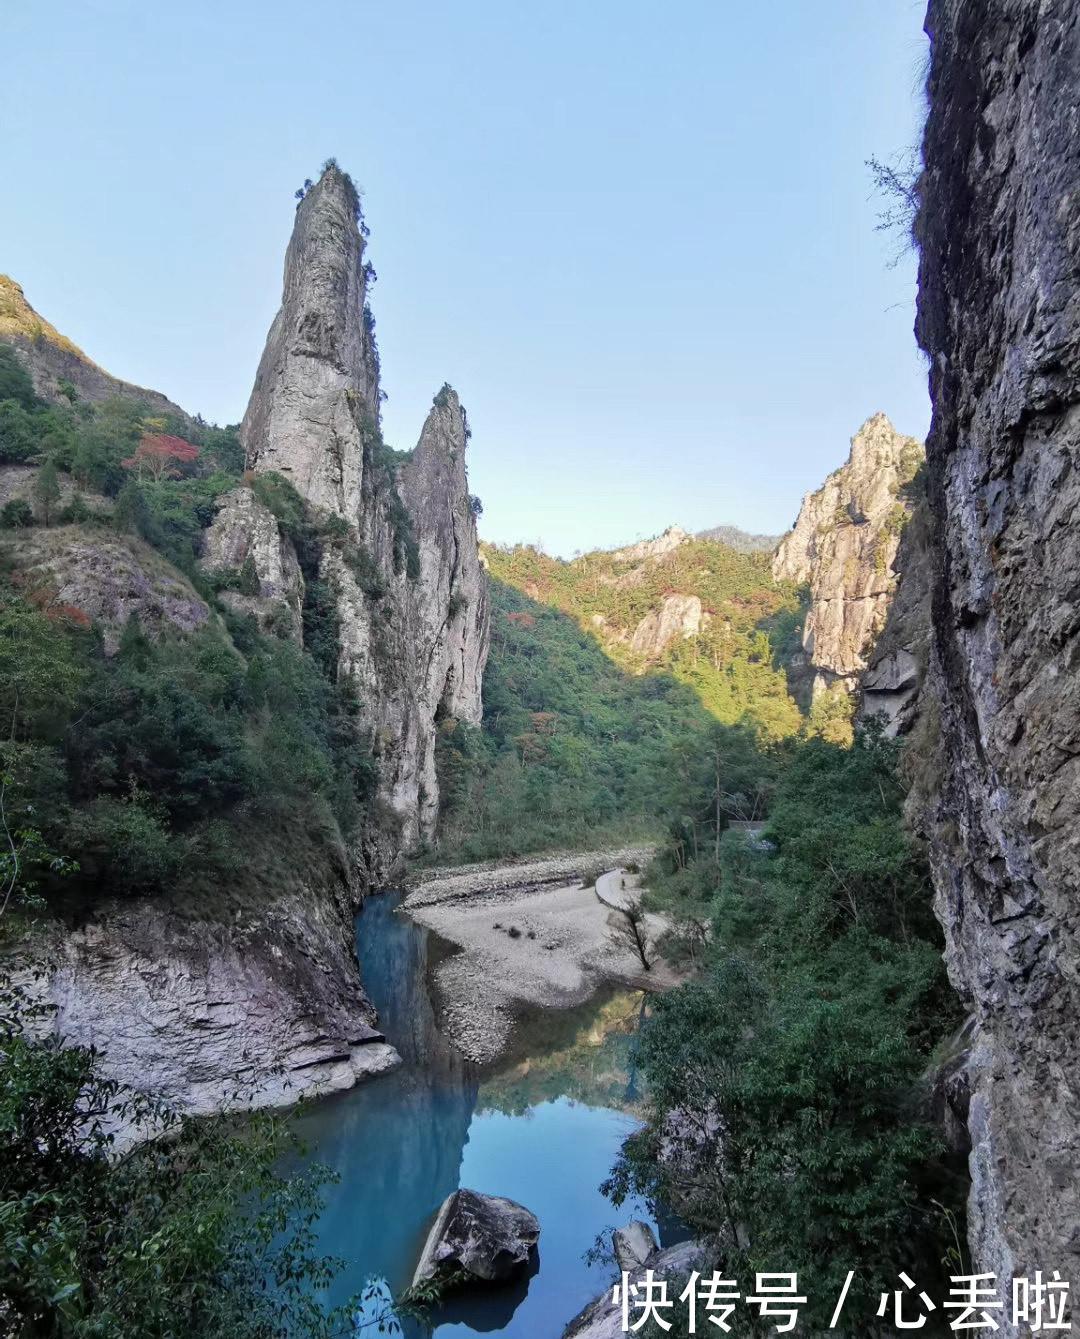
0;498;34;528
239;553;260;596
0;343;37;408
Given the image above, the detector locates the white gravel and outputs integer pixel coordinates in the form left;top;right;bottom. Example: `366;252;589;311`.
402;851;678;1065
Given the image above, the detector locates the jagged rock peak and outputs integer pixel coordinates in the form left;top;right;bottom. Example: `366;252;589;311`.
772;413;924;699
774;413;923;586
611;525;690;564
240;162;382;517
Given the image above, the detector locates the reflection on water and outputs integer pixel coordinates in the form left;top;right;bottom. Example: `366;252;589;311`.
292;891;660;1337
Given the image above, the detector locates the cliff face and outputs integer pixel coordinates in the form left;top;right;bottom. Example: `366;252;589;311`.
915;0;1080;1297
773;413;924;700
240;170;381;515
231;165;488;850
857;495;934;736
20;862;400;1128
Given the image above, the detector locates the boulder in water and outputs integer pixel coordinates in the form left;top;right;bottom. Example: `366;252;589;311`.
412;1188;540;1290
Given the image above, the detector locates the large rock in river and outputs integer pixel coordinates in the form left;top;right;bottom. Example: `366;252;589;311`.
412;1188;540;1289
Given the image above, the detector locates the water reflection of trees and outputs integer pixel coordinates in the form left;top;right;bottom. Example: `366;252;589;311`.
477;991;648;1118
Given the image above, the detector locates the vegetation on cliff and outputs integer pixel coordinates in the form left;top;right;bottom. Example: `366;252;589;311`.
0;983;348;1338
435;533;812;860
606;724;965;1325
0;342;376;909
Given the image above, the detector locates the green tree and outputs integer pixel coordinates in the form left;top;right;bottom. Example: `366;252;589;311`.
0;1003;351;1339
0;594;83;741
239;553;260;596
610;729;965;1324
32;457;61;526
0;342;37;408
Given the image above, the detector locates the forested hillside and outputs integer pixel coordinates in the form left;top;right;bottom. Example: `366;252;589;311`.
485;535;806;738
0;340;375;912
435;529;833;860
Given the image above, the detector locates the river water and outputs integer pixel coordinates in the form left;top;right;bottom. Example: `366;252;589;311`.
292;890;664;1336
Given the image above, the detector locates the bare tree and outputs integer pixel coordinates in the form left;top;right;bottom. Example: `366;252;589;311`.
611;902;653;972
866;149;921;267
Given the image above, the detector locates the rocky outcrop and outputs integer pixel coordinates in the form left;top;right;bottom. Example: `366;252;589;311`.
0;463;112;521
237;164;488;851
562;1239;706;1339
857;495;934;735
19;887;400;1127
240;170;381;516
773;413;923;699
6;164;487;1128
611;525;689;564
0;274;190;419
696;523;780;553
411;1189;540;1288
200;486;305;642
629;592;704;659
2;524;212;653
612;1221;658;1273
914;0;1080;1304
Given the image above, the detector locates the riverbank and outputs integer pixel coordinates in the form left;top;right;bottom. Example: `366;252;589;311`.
404;844;656;906
402;849;680;1064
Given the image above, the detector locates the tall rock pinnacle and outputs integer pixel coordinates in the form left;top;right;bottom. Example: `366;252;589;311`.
226;162;489;855
241;163;381;516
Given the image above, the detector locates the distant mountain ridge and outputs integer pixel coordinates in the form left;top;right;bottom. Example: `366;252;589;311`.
696;523;781;553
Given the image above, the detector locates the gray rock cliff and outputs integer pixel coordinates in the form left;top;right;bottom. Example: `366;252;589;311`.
857;494;934;736
915;0;1080;1304
773;413;924;701
234;164;489;851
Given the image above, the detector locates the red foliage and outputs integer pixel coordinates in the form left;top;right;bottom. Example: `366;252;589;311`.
530;711;558;735
121;433;201;481
26;586;57;610
47;603;92;628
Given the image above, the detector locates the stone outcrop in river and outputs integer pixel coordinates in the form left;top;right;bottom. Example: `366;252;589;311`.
915;0;1080;1304
773;413;923;702
227;163;489;850
412;1188;541;1289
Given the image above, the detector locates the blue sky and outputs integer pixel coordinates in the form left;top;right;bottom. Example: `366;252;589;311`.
3;1;930;556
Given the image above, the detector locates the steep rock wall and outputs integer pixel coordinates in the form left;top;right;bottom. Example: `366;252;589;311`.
236;165;488;851
916;0;1080;1299
20;869;400;1126
774;413;923;700
857;495;934;736
11;164;488;1125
